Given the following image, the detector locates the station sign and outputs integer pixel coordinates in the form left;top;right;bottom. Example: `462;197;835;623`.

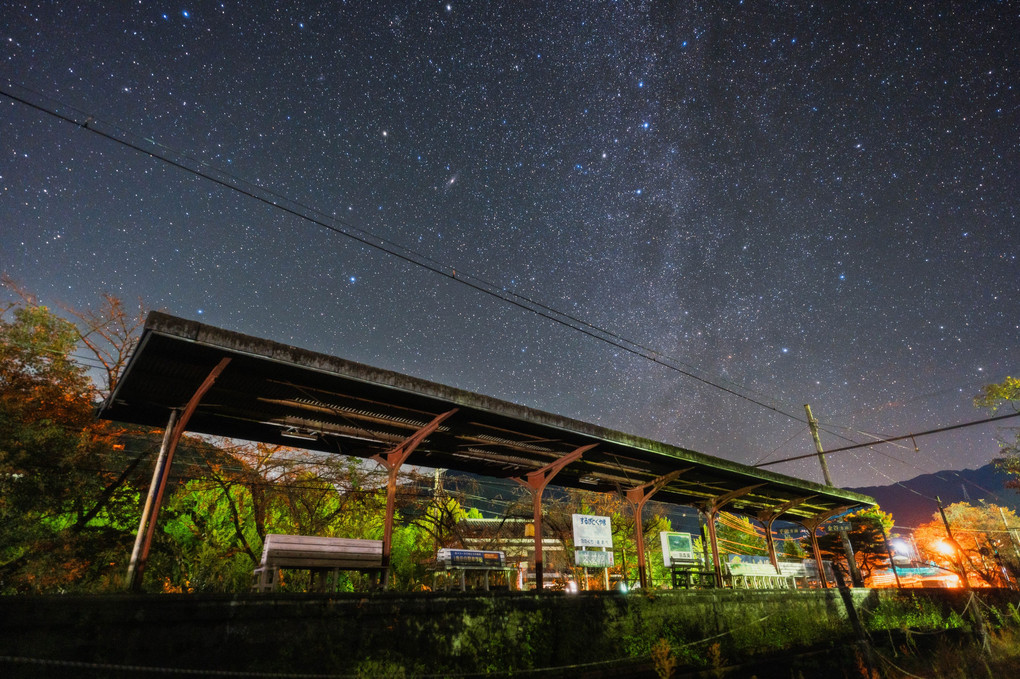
660;531;695;565
575;550;614;568
437;549;505;568
572;514;613;548
823;522;852;533
777;528;803;537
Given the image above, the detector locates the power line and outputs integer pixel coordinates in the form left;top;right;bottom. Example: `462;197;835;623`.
1;81;807;425
755;411;1020;468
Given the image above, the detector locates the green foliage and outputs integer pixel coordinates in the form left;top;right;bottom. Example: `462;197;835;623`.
354;659;406;679
865;593;967;632
975;377;1020;492
815;506;896;584
0;302;139;592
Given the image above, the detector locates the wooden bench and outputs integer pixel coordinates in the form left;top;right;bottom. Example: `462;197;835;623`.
251;534;385;592
670;561;723;589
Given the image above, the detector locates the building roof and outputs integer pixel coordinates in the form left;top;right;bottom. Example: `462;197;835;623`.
100;312;874;522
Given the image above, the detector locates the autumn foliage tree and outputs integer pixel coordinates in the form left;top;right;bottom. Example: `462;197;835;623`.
0;299;139;591
1;282;445;593
913;501;1020;588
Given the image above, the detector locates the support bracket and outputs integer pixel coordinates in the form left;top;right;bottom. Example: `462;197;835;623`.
511;444;595;589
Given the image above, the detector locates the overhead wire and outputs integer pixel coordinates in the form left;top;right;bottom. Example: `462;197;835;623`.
756;411;1020;468
0;80;809;426
5;80;1014;486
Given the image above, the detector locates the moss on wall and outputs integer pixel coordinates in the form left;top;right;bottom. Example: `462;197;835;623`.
2;588;1018;677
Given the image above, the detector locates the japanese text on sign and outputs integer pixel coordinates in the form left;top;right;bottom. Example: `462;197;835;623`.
572;514;613;548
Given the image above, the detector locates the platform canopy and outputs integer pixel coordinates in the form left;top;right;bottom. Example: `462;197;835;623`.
100;312;874;523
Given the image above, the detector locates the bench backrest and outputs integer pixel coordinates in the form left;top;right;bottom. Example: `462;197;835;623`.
729;561;780;576
261;534;384;570
777;561;809;577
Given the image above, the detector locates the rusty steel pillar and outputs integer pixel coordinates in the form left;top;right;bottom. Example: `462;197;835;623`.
809;529;828;588
512;444;594;590
624;469;688;589
698;484;765;588
799;507;854;589
126;357;231;591
371;408;458;590
705;507;724;587
757;497;811;571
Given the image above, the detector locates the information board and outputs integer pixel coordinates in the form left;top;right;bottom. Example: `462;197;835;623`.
437;549;505;569
572;514;613;548
575;550;614;568
660;531;695;565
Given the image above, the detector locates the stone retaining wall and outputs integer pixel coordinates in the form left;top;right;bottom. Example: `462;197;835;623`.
2;588;1017;677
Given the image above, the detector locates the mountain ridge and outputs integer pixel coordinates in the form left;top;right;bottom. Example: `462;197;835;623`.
849;464;1019;528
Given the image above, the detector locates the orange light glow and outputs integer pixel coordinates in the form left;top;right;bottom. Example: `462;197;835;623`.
933;540;956;556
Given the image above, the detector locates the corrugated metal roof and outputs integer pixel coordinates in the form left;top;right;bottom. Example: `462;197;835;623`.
99;312;874;522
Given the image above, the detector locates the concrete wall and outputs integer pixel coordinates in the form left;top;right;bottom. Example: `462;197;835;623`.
2;588;1018;677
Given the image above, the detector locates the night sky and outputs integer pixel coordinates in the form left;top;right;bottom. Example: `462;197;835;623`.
2;2;1017;489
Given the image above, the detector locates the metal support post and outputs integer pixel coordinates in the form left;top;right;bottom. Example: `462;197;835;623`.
699;484;764;588
624;469;688;589
809;529;828;589
126;357;231;591
125;408;178;590
371;408;458;590
880;526;903;588
757;497;811;571
799;508;854;589
512;444;594;589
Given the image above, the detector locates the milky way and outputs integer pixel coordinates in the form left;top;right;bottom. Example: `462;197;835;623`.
2;1;1017;487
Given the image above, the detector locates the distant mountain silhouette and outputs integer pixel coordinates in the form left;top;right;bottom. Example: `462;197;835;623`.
849;464;1020;528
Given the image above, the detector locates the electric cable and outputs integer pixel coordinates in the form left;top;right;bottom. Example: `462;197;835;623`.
755;411;1020;468
1;81;808;426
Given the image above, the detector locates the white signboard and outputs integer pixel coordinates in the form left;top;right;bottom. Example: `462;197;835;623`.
572;514;613;548
575;550;614;568
660;531;695;566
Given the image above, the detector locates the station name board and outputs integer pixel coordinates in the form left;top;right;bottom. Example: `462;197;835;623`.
437;549;505;568
572;514;613;548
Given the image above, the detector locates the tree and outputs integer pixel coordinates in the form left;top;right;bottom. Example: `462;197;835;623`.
150;442;409;592
814;507;894;585
0;301;140;591
1;274;146;397
2;281;464;593
914;501;1020;587
715;512;768;559
975;377;1020;491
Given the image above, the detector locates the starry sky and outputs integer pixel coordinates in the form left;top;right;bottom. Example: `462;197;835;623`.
2;1;1017;489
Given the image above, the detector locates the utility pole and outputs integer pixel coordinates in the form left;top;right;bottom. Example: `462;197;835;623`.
880;527;902;588
998;506;1020;565
937;497;971;589
938;497;990;652
804;404;833;486
805;404;863;587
